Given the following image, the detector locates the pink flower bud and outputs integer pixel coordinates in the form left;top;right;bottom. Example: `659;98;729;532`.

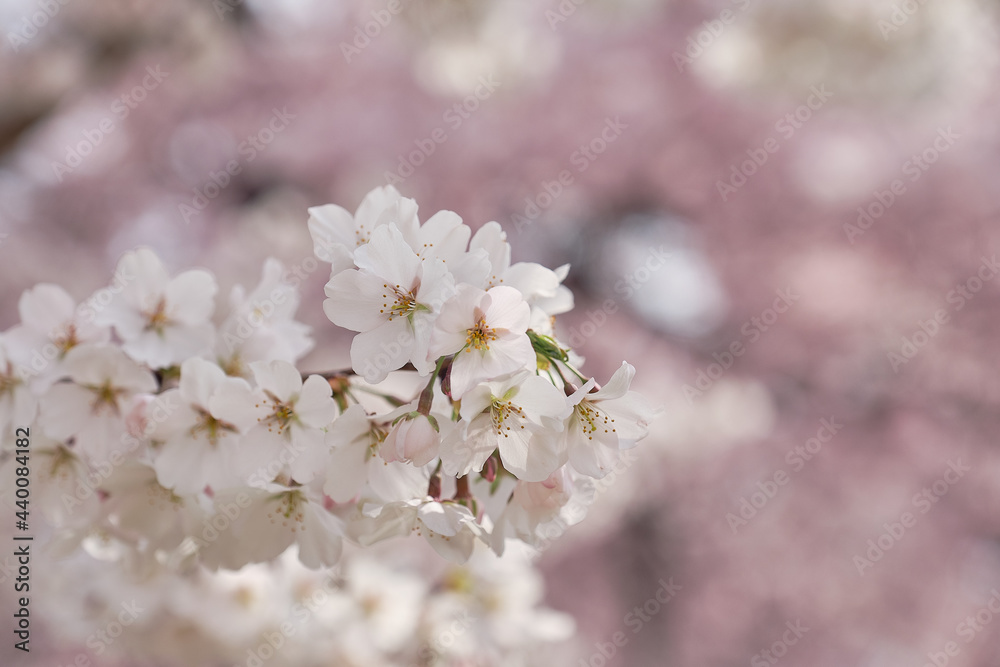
381;414;440;467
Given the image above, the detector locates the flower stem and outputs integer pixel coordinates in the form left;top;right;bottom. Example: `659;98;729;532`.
417;356;449;415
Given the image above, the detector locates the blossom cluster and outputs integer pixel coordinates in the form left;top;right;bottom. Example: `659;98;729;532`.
38;540;574;667
0;185;658;569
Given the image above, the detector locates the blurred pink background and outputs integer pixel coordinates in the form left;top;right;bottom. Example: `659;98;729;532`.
4;0;1000;664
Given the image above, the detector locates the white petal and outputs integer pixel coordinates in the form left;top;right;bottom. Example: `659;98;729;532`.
39;384;93;442
503;262;561;301
354;224;421;290
308;203;354;259
250;360;302;402
230;426;286;484
295;375;337;428
424;529;477;563
18;284;75;334
601;393;661;446
484;286;531;332
350;318;413;384
179;357;226;407
298;505;344;568
166;269;218;325
155;435;230;494
440;417;496;477
208;379;262;430
323;270;390;332
457;382;494;422
592;362;636;401
324;435;368;503
367;460;430;502
470;221;511;278
119;247;170;308
499;428;564;483
147;390;197;441
516;375;572;423
568;432;620;479
353;502;417;547
417;501;461;536
288;426;329;484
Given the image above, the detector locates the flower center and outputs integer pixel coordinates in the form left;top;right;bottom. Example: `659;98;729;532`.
0;362;20;398
219;353;245;377
53;324;79;355
89;379;126;416
490;398;525;438
143;297;170;333
47;446;78;480
257;392;296;435
368;423;388;455
575;400;616;440
465;318;498;352
267;490;306;533
354;223;370;247
190;406;238;446
379;283;425;321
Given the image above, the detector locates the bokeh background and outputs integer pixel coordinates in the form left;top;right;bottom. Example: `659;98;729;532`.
3;0;1000;664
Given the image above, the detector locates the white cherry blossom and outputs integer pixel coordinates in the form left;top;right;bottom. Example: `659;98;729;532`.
308;185;419;274
470;222;574;316
491;466;595;554
216;258;313;377
95;247;218;368
563;361;660;478
3;283;111;391
442;372;570;481
203;485;344;570
0;338;39;439
323;404;431;504
39;344;157;461
240;360;338;485
429;285;536;399
150;357;264;494
353;498;486;563
323;223;455;382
